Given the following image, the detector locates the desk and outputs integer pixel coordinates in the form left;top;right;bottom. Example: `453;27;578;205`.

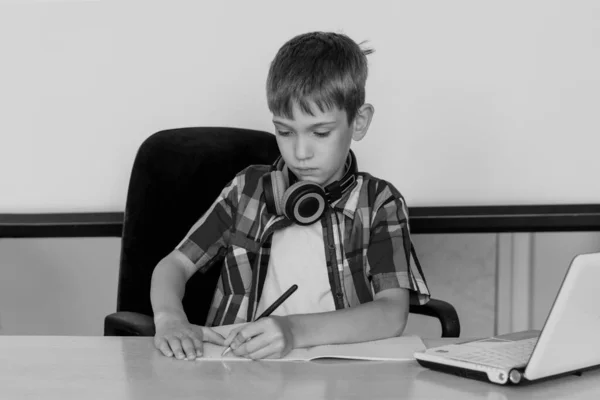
0;336;598;399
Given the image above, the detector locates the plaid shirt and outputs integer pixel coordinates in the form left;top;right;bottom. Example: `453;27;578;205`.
177;165;430;326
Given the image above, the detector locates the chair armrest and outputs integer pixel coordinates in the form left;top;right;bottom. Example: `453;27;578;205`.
409;298;461;338
104;311;156;336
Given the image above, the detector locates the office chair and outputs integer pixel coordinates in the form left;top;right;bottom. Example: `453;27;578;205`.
104;127;461;338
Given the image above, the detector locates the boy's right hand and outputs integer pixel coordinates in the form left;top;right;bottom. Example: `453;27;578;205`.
153;314;225;360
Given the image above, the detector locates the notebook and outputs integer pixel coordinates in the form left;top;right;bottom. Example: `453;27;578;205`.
195;323;425;361
414;252;600;385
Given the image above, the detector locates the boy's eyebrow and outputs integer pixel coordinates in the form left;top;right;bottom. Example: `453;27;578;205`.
272;120;337;129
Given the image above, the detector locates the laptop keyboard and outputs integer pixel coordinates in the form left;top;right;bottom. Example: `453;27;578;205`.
448;338;537;369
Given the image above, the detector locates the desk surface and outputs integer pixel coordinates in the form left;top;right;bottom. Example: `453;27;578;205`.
0;336;598;400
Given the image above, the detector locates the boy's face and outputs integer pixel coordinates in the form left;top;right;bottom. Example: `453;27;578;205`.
272;101;371;187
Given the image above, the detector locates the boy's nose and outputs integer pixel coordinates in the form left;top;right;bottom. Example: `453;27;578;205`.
294;136;313;160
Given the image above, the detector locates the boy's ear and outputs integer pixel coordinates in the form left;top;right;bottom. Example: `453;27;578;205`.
351;103;374;142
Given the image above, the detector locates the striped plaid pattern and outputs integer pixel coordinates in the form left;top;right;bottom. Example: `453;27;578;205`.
177;165;430;327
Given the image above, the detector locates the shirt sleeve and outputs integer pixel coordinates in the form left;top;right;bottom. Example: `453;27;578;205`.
175;177;238;274
367;187;430;305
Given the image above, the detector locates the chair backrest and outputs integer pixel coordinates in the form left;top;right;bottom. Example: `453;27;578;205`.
116;127;280;325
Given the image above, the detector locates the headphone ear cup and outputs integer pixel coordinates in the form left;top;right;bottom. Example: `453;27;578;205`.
264;171;287;215
283;181;327;225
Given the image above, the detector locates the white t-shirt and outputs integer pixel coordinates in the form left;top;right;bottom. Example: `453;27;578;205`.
255;221;336;317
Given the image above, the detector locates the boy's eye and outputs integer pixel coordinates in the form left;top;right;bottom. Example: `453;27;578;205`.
314;131;331;137
276;130;292;137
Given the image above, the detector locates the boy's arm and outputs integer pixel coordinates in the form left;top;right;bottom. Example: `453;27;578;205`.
223;288;409;359
289;287;409;347
150;176;240;360
150;249;197;323
151;250;225;360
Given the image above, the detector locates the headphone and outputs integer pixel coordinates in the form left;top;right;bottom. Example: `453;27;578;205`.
263;150;358;225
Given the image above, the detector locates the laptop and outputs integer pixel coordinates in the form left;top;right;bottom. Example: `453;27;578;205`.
414;252;600;385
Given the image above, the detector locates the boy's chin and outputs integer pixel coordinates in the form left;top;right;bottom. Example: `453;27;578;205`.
299;175;340;187
297;175;325;185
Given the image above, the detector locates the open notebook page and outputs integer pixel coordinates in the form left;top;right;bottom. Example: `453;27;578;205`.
197;323;426;362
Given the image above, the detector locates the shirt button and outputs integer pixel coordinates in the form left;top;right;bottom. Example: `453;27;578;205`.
336;293;343;298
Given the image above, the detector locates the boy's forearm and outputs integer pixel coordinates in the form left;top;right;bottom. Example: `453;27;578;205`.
287;294;409;348
150;257;189;322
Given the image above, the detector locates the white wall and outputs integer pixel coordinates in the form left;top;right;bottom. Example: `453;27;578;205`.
531;233;600;330
0;238;120;335
406;233;497;338
1;0;599;213
1;1;599;338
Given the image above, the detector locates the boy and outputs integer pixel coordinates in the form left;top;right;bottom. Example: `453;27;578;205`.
150;31;430;360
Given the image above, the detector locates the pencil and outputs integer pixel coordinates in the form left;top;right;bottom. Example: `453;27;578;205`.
221;284;298;356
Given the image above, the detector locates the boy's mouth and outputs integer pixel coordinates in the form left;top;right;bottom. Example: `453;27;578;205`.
294;167;317;175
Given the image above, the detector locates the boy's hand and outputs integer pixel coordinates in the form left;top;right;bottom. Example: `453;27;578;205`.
154;314;225;360
223;316;294;360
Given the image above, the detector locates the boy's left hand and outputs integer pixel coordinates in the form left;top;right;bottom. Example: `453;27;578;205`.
223;316;294;359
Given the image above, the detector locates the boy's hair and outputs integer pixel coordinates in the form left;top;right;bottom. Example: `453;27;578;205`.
266;31;373;125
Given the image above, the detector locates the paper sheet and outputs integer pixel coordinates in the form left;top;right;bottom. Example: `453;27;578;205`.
198;323;426;362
